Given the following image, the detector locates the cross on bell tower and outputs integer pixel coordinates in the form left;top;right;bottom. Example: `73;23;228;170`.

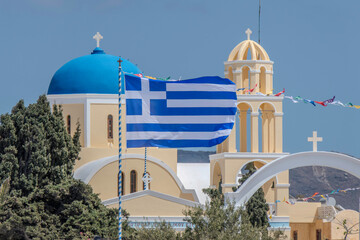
245;28;252;40
93;32;103;48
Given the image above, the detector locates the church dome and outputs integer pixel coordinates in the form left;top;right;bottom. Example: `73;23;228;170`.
228;29;270;61
48;47;142;95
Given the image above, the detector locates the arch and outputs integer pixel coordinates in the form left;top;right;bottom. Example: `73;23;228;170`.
234;159;278;197
130;170;137;193
234;159;269;184
225;151;360;207
66;115;71;134
212;162;222;190
107;114;113;139
257;101;277;113
73;154;199;202
238;101;254;112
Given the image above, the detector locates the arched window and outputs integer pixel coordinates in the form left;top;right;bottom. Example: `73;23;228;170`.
122;172;124;195
130;170;137;193
118;172;124;196
66;115;71;134
142;172;151;190
241;66;250;92
107;115;113;139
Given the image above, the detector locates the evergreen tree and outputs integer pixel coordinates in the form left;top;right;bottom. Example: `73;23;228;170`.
0;96;81;195
181;188;284;240
0;96;118;239
234;163;270;228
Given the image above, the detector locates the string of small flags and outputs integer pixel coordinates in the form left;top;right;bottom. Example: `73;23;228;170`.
274;186;360;205
237;87;360;109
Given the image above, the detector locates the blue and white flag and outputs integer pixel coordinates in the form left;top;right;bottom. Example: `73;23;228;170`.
125;74;237;148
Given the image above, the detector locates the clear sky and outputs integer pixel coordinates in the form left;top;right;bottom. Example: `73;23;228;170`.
0;0;359;156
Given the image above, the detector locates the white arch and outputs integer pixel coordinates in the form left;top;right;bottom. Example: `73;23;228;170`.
74;154;199;202
258;101;277;113
234;159;278;185
237;101;254;113
225;151;360;207
240;65;252;71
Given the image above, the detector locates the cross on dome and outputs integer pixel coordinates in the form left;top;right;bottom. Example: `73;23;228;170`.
93;32;103;48
245;28;252;40
307;131;323;152
142;173;152;190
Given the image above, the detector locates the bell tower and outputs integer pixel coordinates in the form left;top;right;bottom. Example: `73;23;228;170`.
217;28;283;154
211;29;289;208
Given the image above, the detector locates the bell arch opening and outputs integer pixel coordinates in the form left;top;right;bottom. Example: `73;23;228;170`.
212;162;223;192
241;66;250;91
259;103;275;153
238;102;253;152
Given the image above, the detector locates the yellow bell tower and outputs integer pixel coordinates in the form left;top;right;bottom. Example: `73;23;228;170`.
210;29;289;205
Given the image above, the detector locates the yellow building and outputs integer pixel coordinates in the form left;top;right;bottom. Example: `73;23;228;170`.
47;31;359;239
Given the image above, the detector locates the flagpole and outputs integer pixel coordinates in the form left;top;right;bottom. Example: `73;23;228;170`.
117;57;123;240
144;147;147;190
258;0;261;44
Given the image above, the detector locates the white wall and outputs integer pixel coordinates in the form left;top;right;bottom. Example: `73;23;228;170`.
177;163;210;204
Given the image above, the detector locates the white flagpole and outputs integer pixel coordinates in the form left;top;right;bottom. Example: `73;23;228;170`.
117;57;123;240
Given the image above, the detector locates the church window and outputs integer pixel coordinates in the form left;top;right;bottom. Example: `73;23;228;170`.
316;229;321;240
142;172;150;190
130;170;137;193
118;172;124;196
66;115;71;134
293;231;298;240
107;115;113;139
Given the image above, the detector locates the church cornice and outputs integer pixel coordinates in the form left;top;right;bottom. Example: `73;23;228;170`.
237;95;284;101
210;152;289;161
102;190;200;208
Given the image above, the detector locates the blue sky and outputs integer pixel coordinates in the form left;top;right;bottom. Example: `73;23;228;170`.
0;0;359;156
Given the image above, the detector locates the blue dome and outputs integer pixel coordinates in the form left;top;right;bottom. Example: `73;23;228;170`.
48;48;142;95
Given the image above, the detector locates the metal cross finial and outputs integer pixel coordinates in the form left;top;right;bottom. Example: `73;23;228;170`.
307;131;323;152
93;32;103;48
142;173;152;190
245;28;252;40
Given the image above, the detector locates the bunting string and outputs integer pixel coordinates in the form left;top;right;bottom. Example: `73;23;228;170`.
236;87;359;110
274;186;360;205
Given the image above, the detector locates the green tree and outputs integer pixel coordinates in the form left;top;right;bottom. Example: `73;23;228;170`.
0;96;118;239
0;177;10;204
0;96;81;195
234;163;270;228
335;218;359;240
181;188;284;240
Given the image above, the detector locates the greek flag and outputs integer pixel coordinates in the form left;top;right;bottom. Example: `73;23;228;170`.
125;74;237;148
